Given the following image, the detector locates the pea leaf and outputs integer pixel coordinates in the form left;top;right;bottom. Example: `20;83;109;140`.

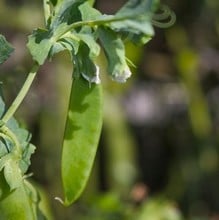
74;43;100;84
27;0;85;65
98;27;131;83
19;143;35;174
108;0;158;44
0;178;44;220
50;0;85;29
0;154;23;191
5;119;35;174
61;76;103;206
115;0;158;17
75;32;100;59
0;97;35;174
27;29;53;65
79;1;101;21
0;35;14;64
111;19;154;39
3;159;23;190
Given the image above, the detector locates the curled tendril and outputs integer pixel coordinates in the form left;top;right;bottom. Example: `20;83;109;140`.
152;5;176;28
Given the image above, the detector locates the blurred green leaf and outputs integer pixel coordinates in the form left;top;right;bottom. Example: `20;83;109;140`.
137;198;182;220
0;35;14;64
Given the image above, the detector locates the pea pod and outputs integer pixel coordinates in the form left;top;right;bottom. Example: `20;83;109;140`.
61;76;103;206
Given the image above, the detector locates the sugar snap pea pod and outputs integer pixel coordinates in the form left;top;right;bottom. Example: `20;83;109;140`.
61;75;103;206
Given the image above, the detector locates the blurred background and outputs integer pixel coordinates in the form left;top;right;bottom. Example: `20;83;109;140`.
1;0;219;219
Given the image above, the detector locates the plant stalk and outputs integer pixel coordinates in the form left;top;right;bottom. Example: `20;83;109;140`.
2;63;39;123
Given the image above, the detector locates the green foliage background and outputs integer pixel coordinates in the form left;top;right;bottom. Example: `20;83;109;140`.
1;0;219;219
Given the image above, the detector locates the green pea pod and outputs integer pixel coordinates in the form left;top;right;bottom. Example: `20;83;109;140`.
61;76;103;206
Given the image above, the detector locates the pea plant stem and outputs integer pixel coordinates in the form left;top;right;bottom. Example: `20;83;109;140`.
2;63;39;123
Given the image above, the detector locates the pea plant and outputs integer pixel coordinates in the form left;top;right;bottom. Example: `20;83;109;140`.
0;0;174;219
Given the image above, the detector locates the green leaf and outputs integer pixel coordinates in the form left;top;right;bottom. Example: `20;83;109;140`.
98;27;131;83
0;141;11;158
57;27;100;60
19;143;35;174
0;96;35;174
0;177;44;220
28;0;86;64
61;75;103;206
0;95;5;117
48;41;67;58
116;0;159;17
0;35;14;64
27;29;53;65
0;171;10;200
4;159;23;190
79;1;101;21
5;118;35;174
76;32;100;58
126;33;152;45
108;0;158;44
74;43;100;83
111;19;154;38
51;0;85;29
61;37;80;55
0;155;12;172
0;155;23;191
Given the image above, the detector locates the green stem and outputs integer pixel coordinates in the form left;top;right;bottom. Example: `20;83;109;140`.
2;63;39;123
54;14;150;40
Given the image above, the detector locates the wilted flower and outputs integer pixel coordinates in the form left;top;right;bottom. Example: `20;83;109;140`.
112;65;132;83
